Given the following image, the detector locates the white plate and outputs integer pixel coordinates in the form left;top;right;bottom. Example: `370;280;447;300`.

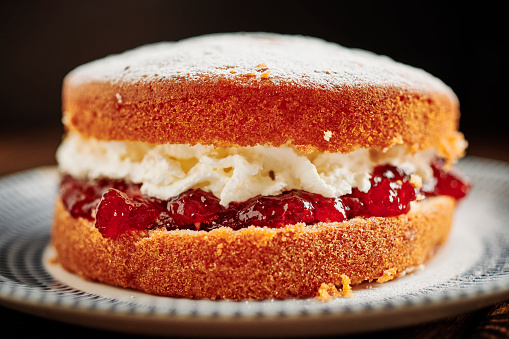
1;157;509;337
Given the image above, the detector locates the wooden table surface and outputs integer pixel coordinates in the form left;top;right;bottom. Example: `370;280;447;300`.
1;126;508;338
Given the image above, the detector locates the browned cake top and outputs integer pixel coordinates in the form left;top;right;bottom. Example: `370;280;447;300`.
62;33;463;157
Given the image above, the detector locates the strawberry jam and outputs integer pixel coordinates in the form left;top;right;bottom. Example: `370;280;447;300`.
60;160;470;238
95;189;160;238
60;175;142;221
423;158;471;200
344;165;417;217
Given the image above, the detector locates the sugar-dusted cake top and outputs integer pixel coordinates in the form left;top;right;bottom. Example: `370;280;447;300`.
65;32;455;98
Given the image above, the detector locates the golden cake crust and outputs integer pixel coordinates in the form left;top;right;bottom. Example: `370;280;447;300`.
51;196;455;300
61;33;464;159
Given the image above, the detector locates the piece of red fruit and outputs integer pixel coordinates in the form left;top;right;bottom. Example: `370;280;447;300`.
167;189;224;226
310;194;347;223
371;164;408;183
364;179;415;217
95;188;159;238
342;195;364;219
373;165;415;216
344;165;415;217
60;175;143;220
237;190;316;228
427;159;471;200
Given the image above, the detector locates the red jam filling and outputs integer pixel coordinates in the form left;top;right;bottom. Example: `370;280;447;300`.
60;159;471;238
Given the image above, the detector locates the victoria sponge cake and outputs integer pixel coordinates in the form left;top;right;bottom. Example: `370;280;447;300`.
51;32;470;300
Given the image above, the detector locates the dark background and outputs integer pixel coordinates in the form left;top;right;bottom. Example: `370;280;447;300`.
1;1;507;164
1;2;509;337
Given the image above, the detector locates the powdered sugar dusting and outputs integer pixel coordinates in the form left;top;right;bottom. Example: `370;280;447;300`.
65;32;456;98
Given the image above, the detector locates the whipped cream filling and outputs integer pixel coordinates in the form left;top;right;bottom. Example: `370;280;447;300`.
57;132;437;206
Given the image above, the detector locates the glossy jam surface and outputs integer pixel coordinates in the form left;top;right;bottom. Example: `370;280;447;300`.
61;160;471;238
424;158;471;200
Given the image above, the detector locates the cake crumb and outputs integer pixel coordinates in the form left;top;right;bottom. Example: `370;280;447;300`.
409;174;422;188
377;268;397;283
257;63;267;67
260;71;271;79
316;283;339;301
316;274;353;301
49;256;59;265
340;274;354;297
323;130;333;141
